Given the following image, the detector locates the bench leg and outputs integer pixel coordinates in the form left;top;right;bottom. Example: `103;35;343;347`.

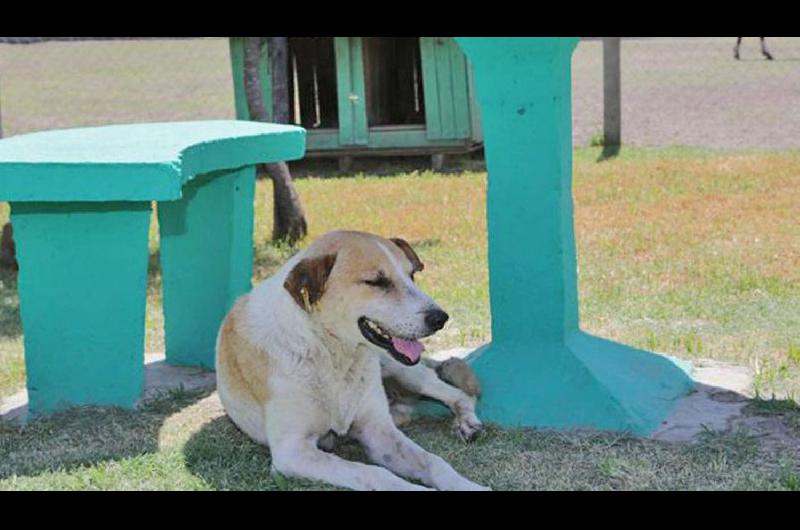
158;167;256;369
10;201;152;416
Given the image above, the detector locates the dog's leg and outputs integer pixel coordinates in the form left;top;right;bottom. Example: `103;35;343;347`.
760;37;774;60
352;405;490;491
734;37;742;60
317;430;338;453
270;435;432;491
381;357;482;440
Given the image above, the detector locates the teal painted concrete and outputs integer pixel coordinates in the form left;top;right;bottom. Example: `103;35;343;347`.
453;37;695;435
0;121;305;201
159;167;256;369
10;201;152;414
0;121;307;416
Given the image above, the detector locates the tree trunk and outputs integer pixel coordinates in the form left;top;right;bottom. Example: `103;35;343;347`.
242;36;307;244
0;79;14;271
268;37;290;124
0;222;17;272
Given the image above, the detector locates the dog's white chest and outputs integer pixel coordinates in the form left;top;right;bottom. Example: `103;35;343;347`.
328;374;370;434
305;349;376;435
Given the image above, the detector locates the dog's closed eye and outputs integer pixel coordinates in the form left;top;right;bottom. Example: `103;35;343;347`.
363;271;394;290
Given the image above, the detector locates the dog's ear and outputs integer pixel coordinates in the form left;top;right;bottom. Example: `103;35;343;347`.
390;238;424;274
284;253;338;312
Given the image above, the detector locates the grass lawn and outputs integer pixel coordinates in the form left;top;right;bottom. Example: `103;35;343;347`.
1;146;800;490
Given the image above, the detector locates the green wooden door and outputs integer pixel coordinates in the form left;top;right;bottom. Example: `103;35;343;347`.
334;37;369;146
420;37;472;141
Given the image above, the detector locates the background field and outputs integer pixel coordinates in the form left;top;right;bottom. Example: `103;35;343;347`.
2;37;800;148
1;38;799;490
572;37;800;149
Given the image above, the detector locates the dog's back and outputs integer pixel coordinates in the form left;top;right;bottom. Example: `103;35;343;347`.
216;294;271;444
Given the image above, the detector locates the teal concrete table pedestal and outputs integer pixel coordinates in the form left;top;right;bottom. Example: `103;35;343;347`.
11;201;153;414
450;37;694;435
158;167;257;368
0;121;306;416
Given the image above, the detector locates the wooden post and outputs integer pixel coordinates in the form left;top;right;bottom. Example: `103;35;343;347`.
603;37;621;146
268;37;290;124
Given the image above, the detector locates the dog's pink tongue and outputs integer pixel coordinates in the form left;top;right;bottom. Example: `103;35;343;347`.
391;337;424;363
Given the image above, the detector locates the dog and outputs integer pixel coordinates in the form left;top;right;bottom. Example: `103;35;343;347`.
734;37;774;60
215;230;489;491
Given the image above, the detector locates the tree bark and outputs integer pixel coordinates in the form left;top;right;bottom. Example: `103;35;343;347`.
0;222;17;272
243;36;307;244
268;37;290;124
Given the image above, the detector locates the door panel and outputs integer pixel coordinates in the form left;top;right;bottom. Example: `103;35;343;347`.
334;37;368;146
420;37;471;140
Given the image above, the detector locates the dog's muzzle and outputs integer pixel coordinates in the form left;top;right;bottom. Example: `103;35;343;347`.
358;317;426;366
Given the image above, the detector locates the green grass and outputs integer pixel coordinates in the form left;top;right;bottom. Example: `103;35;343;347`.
2;145;800;489
2;388;798;491
2;38;800;490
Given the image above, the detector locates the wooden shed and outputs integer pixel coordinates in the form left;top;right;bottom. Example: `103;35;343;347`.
229;37;483;169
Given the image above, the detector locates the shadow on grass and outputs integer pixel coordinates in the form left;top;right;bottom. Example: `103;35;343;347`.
286;152;486;180
182;415;278;490
182;415;371;491
147;249;162;288
0;387;213;482
407;238;441;249
4;389;797;490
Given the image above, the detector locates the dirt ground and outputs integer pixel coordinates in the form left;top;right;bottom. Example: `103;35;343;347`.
572;37;800;150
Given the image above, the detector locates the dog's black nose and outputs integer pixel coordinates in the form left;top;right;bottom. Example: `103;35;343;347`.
425;309;449;331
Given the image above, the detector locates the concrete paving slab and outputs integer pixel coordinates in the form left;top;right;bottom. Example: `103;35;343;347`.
1;348;758;447
1;353;217;424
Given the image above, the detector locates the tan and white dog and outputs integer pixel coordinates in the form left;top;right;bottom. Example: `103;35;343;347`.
216;230;488;491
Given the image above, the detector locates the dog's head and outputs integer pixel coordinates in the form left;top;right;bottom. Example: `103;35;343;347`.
283;231;448;366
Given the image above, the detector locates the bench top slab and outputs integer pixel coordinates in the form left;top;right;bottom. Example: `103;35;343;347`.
0;120;306;202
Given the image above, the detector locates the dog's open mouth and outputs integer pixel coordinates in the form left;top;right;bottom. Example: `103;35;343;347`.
358;317;424;366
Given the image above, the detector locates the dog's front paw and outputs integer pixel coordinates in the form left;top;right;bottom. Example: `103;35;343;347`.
453;412;483;442
453;400;483;442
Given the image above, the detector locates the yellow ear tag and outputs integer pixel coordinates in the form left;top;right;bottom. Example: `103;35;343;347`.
300;287;312;311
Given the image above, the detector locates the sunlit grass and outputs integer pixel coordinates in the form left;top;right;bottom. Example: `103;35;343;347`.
2;147;800;399
573;148;800;397
2;146;800;490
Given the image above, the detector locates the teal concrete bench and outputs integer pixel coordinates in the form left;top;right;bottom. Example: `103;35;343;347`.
0;120;306;416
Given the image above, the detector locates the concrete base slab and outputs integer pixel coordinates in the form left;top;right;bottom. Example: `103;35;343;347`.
1;349;758;446
0;353;217;424
138;353;217;403
650;358;754;442
431;349;756;443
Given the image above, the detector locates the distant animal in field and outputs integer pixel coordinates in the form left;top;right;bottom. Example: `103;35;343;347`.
734;37;774;60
